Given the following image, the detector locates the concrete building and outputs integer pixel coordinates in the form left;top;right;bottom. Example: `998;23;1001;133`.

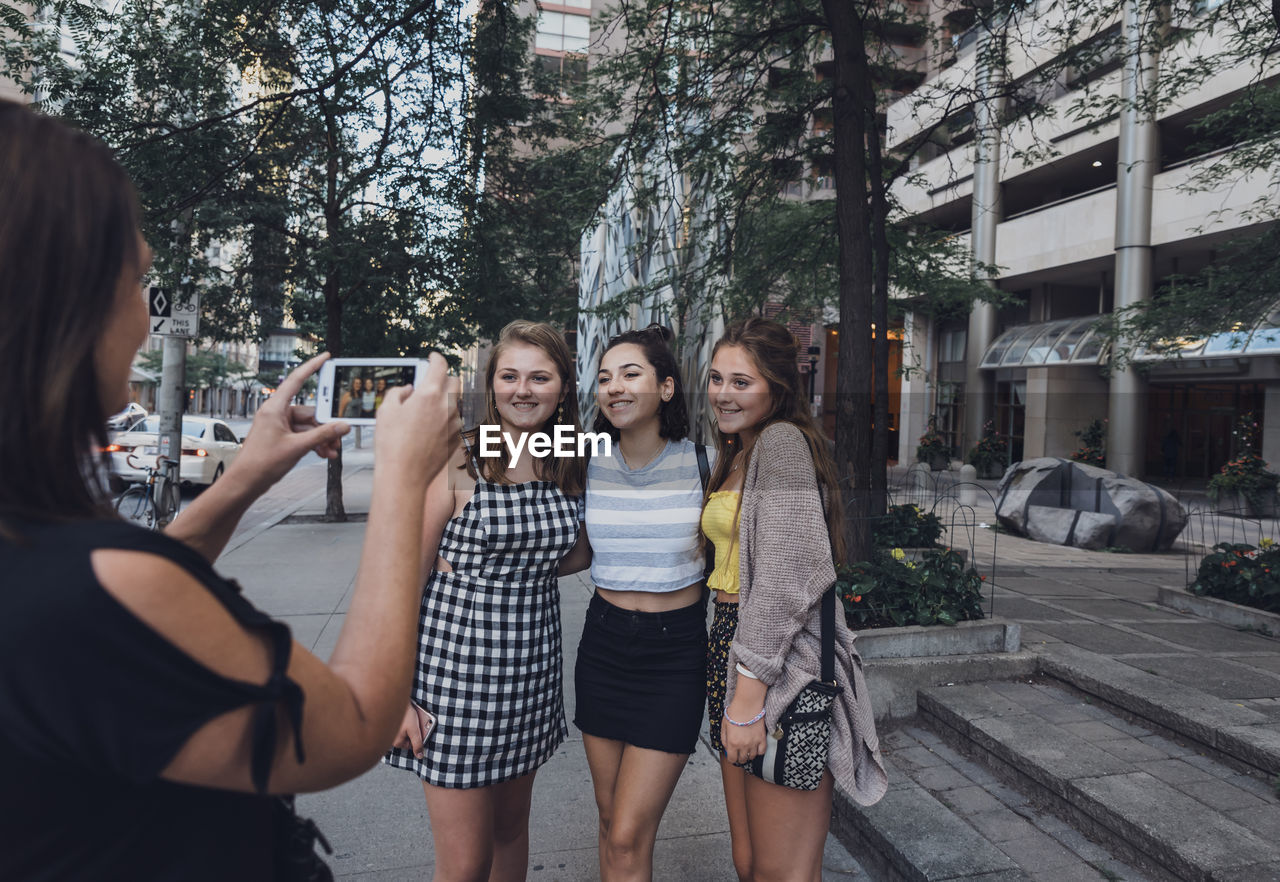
890;1;1278;480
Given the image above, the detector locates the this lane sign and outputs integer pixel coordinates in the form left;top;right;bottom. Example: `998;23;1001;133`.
148;286;200;337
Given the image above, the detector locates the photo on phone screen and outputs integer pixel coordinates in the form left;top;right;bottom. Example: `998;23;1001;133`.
330;364;418;421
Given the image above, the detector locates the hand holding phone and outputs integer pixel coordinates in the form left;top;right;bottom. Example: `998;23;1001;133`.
394;702;437;759
315;357;430;426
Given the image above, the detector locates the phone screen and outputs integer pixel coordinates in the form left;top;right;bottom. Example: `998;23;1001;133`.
330;364;418;420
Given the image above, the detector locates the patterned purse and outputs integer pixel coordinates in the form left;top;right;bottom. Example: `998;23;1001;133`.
745;587;842;791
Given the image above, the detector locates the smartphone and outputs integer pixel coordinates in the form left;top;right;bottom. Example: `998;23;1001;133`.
315;357;427;425
411;702;436;743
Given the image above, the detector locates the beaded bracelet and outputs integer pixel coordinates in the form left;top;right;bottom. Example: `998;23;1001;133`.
724;707;766;727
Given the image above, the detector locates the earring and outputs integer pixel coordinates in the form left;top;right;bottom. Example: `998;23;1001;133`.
556;403;565;424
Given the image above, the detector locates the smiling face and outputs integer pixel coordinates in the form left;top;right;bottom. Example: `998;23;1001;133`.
596;343;674;434
492;342;565;434
94;232;152;416
708;344;774;443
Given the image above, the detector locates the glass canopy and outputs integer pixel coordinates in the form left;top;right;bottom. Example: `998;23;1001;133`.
980;316;1108;369
982;311;1280;370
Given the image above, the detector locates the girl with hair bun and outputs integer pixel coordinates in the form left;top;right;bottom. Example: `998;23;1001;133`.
575;323;715;881
702;317;886;882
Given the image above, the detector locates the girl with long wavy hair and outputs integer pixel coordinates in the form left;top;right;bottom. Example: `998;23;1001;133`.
701;317;887;882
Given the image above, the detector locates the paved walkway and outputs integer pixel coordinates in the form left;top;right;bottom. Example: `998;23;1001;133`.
210;451;1280;880
217;446;864;880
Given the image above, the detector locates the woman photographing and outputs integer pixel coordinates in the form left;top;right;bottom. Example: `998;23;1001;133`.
0;100;461;880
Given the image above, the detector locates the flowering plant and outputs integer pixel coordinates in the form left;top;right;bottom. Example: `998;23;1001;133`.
838;548;985;628
966;419;1007;475
1189;542;1280;615
1070;418;1106;467
916;418;948;463
1207;413;1279;508
872;503;943;549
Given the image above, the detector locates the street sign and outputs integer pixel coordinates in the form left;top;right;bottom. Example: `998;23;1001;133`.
148;286;200;337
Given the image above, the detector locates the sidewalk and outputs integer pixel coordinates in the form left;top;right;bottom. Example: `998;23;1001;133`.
215;448;863;880
215;451;1280;880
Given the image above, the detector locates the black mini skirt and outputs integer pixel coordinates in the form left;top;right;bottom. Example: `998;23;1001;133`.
573;591;708;754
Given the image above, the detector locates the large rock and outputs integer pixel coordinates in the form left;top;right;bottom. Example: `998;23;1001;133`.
995;458;1186;551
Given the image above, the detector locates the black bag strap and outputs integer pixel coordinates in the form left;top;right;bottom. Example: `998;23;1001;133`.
696;443;715;581
820;584;836;684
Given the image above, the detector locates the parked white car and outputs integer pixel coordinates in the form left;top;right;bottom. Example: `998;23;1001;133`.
106;416;242;487
106;402;148;433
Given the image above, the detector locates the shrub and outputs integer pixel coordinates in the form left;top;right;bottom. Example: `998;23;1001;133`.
1070;418;1106;467
872;504;943;549
916;418;948;463
1206;413;1279;508
1189;541;1280;614
966;418;1007;474
838;547;986;629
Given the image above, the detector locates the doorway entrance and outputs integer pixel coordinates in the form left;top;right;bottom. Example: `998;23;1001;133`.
1145;383;1264;479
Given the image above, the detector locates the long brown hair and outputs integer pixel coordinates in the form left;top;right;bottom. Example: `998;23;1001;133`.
706;317;846;564
462;320;586;496
0;100;142;530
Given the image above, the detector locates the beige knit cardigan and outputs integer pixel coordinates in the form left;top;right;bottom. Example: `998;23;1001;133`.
725;421;888;806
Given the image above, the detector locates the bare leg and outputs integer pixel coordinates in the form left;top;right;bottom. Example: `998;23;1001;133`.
423;781;496;882
720;756;753;882
599;744;690;881
489;773;537;882
743;770;834;882
584;734;626;879
421;772;537;882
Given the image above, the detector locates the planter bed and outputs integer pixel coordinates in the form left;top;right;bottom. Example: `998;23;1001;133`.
1156;586;1280;637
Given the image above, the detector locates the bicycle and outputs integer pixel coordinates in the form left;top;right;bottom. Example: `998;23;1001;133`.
115;453;181;529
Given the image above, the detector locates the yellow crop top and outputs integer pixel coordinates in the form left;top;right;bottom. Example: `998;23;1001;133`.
700;490;741;595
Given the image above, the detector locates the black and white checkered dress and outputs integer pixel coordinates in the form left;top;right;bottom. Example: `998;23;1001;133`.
383;469;582;789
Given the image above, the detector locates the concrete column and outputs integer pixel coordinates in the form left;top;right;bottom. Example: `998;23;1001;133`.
1262;386;1280;470
899;311;930;464
1107;0;1165;477
965;25;1006;453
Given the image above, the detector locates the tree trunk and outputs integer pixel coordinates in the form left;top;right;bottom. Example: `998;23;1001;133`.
858;40;892;519
822;0;875;565
323;100;346;522
324;278;345;521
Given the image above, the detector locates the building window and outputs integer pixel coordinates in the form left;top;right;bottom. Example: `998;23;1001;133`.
935;382;964;458
939;327;966;363
536;11;590;53
996;380;1026;464
537;52;588;88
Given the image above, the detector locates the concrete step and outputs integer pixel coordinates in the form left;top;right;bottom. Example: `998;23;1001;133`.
919;679;1280;882
833;724;1156;882
1038;644;1280;779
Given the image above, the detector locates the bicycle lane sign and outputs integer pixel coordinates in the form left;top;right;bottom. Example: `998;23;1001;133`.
148;286;200;337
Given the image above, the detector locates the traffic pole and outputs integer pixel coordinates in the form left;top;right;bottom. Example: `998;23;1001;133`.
156;334;187;522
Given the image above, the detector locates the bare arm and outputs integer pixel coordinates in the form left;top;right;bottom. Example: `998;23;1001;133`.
557;523;592;576
93;355;461;794
166;354;348;562
419;451;466;583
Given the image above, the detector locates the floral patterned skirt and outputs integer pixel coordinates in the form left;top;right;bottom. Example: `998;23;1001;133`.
705;600;739;755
